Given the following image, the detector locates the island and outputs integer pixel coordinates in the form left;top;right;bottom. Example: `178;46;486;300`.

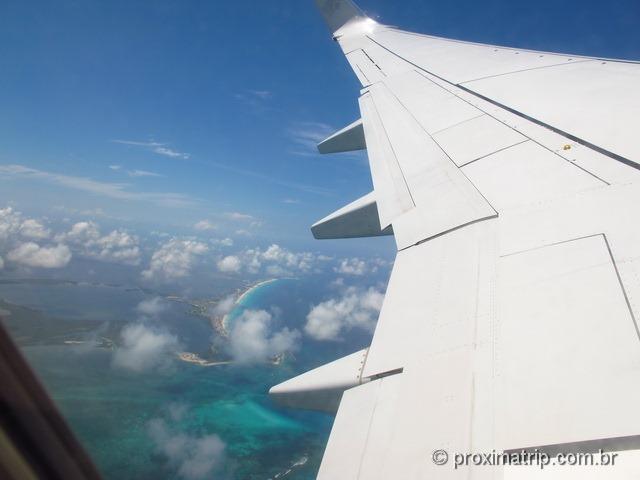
178;352;232;367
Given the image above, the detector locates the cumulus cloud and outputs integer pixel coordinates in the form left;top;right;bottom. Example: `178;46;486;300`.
211;237;233;247
147;414;225;480
19;218;50;239
219;244;321;276
137;297;168;317
228;310;300;364
0;207;69;269
335;257;390;276
193;220;215;231
211;295;236;317
305;287;385;341
142;239;208;281
0;207;51;241
7;242;72;269
335;258;367;276
57;221;141;265
217;255;241;273
0;207;21;240
112;323;179;372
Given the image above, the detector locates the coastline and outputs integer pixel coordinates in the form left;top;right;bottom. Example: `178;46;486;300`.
219;278;279;334
235;278;279;306
178;352;232;367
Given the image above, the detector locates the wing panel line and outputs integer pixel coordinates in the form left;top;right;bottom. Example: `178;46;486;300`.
365;34;640;171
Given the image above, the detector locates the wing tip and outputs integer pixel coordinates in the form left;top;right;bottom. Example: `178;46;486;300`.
314;0;367;34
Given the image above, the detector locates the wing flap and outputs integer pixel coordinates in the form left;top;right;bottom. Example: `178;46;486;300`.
362;77;497;248
359;92;414;228
311;191;393;239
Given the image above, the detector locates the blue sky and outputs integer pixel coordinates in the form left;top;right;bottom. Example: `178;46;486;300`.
0;0;638;267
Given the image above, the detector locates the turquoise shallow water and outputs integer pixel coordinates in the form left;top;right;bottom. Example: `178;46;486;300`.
7;277;371;479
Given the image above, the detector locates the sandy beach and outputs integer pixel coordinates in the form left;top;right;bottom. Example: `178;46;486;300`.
218;278;278;334
178;352;232;367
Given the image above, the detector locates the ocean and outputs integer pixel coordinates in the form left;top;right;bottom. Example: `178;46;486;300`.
2;277;372;479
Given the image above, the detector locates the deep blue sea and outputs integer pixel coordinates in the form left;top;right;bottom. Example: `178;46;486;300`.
2;277;372;479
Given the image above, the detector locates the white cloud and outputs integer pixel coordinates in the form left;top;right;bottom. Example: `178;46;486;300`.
96;231;141;264
204;159;330;196
287;121;334;156
225;212;254;221
216;244;325;276
0;207;68;269
223;211;262;230
57;221;141;265
52;205;112;219
0;207;50;240
112;323;179;372
194;220;215;231
305;287;385;341
137;297;168;317
128;169;164;178
0;164;194;208
335;257;390;276
0;207;22;240
244;89;272;100
255;244;315;273
112;140;164;147
249;89;271;99
154;147;190;159
19;219;50;239
147;416;225;480
228;310;300;364
335;258;367;276
234;89;273;109
113;140;190;160
59;221;99;242
7;242;72;269
142;239;208;281
217;255;241;273
211;237;233;247
109;165;162;177
0;256;4;269
211;295;236;317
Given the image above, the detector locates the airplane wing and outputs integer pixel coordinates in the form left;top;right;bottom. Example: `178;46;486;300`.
270;1;640;478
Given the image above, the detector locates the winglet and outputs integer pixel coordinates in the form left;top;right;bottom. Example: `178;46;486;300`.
311;191;393;240
314;0;367;34
317;118;365;154
269;349;369;413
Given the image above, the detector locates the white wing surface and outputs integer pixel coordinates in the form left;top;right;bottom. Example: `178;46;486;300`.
270;1;640;478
